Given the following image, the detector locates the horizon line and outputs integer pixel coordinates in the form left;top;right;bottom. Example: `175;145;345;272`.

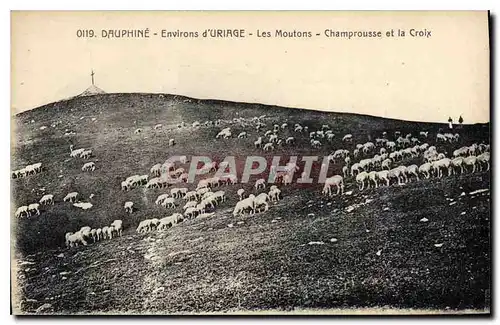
11;90;490;126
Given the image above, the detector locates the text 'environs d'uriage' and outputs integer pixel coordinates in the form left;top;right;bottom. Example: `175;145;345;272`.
76;28;433;40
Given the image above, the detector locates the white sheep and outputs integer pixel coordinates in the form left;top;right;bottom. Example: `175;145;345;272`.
233;195;256;216
15;205;29;218
184;207;199;219
432;158;452;178
124;201;134;213
237;189;245;200
73;202;93;210
100;226;109;239
107;226;115;239
39;194;54;205
184;191;199;201
162;197;176;209
111;220;123;237
477;152;490;171
136;220;151;233
80;149;92;159
254;193;270;213
170;187;188;198
342;134;353;142
255;178;266;190
263;143;274;151
63;192;78;203
268;187;281;202
155;193;170;205
322;175;344;196
82;162;96;172
254;137;263;148
237;132;248;139
183;200;198;210
356;171;369;191
96;228;103;241
169;139;176;146
463;156;478;173
69;145;85;158
418;162;433;179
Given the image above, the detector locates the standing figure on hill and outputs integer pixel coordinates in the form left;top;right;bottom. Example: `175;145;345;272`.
458;115;464;129
448;116;453;129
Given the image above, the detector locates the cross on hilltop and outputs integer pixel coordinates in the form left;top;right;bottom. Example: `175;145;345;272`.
91;70;95;85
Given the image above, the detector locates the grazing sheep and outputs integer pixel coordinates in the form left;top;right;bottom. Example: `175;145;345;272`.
450;157;465;175
322;175;344;196
124;201;134;213
111;220;123;237
477;152;490;171
388;167;406;185
155;193;170;205
150;163;162;176
171;187;188;198
263;143;274;151
183;200;198;210
406;165;420;182
376;170;391;187
184;191;199;202
90;229;97;242
136;220;151;233
254;137;263;148
418;162;433;179
356;171;369;191
69;145;85;158
39;194;54;205
237;189;245;201
82;162;96;172
237;132;248;139
80;149;92;159
342;134;353;142
106;226;115;239
432;158;452;178
162;197;176;209
15;205;29;218
350;163;362;176
63;192;78;203
96;228;103;241
233;194;256;216
254;193;270;213
286;137;295;145
342;165;349;178
269;187;281;202
73;202;93;210
158;215;175;230
168;138;176;146
100;226;109;239
255;178;266;190
463;156;478;173
66;232;86;248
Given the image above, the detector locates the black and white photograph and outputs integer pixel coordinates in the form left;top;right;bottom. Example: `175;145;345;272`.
10;10;491;315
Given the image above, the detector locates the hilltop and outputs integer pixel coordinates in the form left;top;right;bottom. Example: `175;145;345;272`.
11;93;490;314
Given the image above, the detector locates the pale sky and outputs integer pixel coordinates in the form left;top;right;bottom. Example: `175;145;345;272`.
11;11;490;123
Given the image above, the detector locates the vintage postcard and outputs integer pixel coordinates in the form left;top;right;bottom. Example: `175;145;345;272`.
10;11;490;315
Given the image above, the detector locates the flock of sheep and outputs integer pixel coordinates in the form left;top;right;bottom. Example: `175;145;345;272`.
65;220;123;247
13;105;490;251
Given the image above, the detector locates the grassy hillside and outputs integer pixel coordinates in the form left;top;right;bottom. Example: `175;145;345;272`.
11;93;490;314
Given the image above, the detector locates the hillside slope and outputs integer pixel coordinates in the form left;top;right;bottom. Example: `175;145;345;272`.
11;93;490;314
